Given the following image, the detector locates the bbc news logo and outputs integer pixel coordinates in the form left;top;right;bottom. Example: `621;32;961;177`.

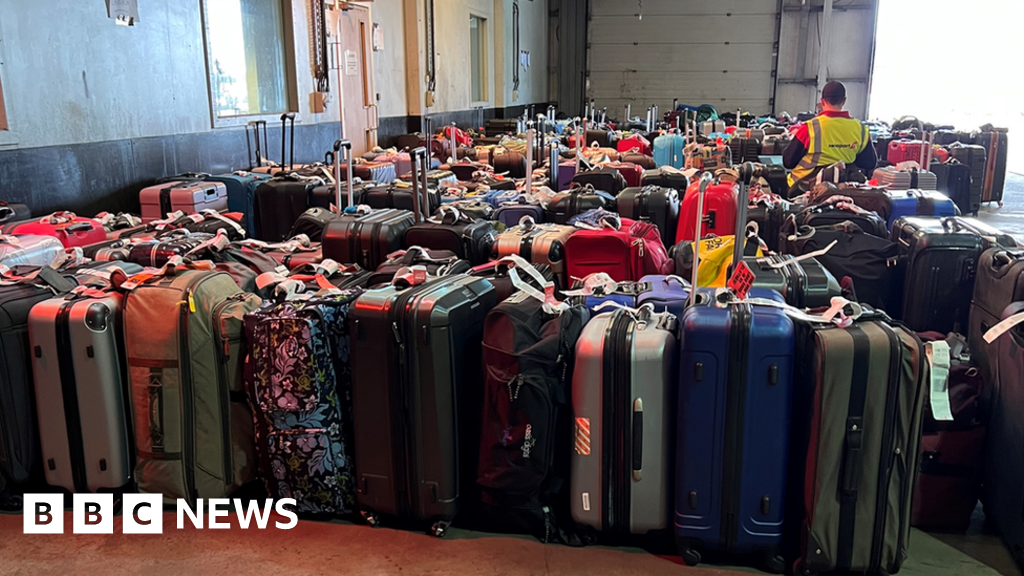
23;494;298;534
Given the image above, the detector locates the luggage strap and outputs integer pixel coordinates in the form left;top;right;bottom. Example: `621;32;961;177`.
199;209;247;238
498;253;567;315
235;234;316;254
836;325;873;571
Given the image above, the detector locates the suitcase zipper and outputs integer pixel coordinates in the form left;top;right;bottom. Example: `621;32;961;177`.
721;303;751;551
56;300;89;493
602;311;634;533
178;276;207;505
389;287;419;518
212;295;245;489
869;324;904;573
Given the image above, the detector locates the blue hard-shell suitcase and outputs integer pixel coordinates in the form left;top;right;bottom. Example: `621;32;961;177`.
675;287;794;572
636;274;690;319
206;172;271;238
885;189;957;230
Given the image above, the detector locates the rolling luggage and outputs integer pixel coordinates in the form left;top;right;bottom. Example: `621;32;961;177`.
245;288;363;515
605;162;644;189
253;175;321;241
450;199;495;221
620;153;657;171
349;274;498;535
728;137;761;164
28;289;134;494
288;207;334;242
404;206;497;266
365;247;470;287
885;189;957;229
126;232;211;268
791;315;926;576
0;202;31;226
545;185;617;225
6;213;107;249
617;134;652;156
321;208;415;270
572;167;628;196
636;274;691;319
676;177;738;244
0;268;78;489
641;167;689;190
976;128;1008;204
139;181;228;224
933;161;977;216
969;247;1024;385
0;235;65;268
365;181;441;215
947;143;988;208
205;172;271;239
123;266;260;504
653;132;686;169
892;216;989;334
886;140;929;165
872;166;938;191
570;306;678;535
792;201;889;239
494;199;545;228
492;217;575;288
615;186;681;246
745;255;841;309
564;217;673;283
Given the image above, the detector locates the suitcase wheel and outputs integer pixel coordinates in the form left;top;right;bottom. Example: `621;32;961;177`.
793;559;817;576
680;547;701;567
764;551;786;574
430;520;450;538
361;510;381;528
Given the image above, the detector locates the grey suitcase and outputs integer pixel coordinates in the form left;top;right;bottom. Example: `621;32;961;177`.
570;306;678;534
28;292;133;493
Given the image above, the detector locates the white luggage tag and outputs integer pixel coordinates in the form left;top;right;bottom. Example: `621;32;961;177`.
983;311;1024;344
925;341;955;422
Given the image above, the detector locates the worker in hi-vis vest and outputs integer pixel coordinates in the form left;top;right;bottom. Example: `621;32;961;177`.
783;81;877;189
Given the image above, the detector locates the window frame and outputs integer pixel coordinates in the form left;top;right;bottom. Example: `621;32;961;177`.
469;13;490;107
0;33;17;147
199;0;300;129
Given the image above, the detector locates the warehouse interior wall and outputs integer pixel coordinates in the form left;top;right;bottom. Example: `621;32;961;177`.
869;0;1024;172
0;0;549;215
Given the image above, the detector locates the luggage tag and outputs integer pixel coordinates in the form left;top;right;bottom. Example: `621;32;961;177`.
925;341;955;422
983;311;1024;344
392;266;429;287
726;260;755;300
760;240;838;270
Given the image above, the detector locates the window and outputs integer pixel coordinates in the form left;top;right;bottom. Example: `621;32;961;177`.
469;15;488;104
201;0;295;123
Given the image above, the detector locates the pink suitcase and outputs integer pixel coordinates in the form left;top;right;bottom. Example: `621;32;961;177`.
139;180;228;223
5;213;107;249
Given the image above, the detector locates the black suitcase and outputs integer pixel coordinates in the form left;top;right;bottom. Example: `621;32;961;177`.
365;182;441;216
795;202;889;239
745;254;841;308
366;248;471;287
571;167;627;195
321;208;415;270
747;199;794;254
728;137;761;164
762;164;789;197
403;207;497;266
545;185;617;225
253;175;319;241
0;267;78;489
348;274;498;535
641;168;689;190
485;118;520;137
288;207;334;242
615;186;680;245
0;202;31;226
970;247;1024;386
126;232;211;267
891;216;987;334
933;161;977;216
947;143;987;210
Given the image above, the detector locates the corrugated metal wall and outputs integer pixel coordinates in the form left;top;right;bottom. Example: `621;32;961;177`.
588;0;780;117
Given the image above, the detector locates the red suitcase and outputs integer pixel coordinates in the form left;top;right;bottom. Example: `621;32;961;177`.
605;161;644;188
6;212;107;249
617;134;652;156
564;216;673;283
887;140;929;165
676;178;738;244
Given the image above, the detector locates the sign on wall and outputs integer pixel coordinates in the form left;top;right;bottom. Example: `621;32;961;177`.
107;0;139;26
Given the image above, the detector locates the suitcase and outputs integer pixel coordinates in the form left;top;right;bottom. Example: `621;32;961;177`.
564;217;673;283
493;200;545;228
126;232;211;268
885;189;957;229
288;207;334;242
253;175;320;241
635;274;691;319
676;178;738;244
0;268;78;488
558;161;578;191
365;181;441;216
0;202;31;226
947;143;988;209
492;218;575;288
794;202;889;239
933;161;977;216
140;181;228;224
572;167;628;196
28;291;134;494
641;167;689;191
450;199;495;221
7;214;107;249
975;129;1009;204
745;254;841;309
123;268;260;504
675;289;794;572
545;185;617;225
728;137;761;165
873;166;938;191
404;206;497;266
489;150;528;179
605;162;644;189
892;216;990;334
177;211;248;241
616;186;681;246
205;172;272;239
322;208;415;270
366;248;470;287
969;247;1024;385
620;153;657;170
617;134;652;156
653;132;686;169
245;289;363;514
762;164;789;197
791;316;926;576
887;140;929;165
349;274;498;534
570;307;678;535
0;235;65;268
399;169;459;191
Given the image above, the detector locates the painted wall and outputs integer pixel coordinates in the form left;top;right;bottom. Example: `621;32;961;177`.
367;0;408;119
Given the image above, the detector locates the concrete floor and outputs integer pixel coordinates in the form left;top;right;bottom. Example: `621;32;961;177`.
1;174;1023;576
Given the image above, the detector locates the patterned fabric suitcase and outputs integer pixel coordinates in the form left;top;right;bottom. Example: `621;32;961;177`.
245;289;363;514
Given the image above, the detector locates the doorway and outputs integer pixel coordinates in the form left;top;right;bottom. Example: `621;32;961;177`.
332;3;378;156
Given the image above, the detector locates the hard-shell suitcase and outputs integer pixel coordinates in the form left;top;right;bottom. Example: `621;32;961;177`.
791;316;926;576
288;207;334;242
403;207;497;266
0;202;31;226
245;289;362;515
728;137;761;165
253;175;320;241
321;209;415;270
0;268;78;488
641;167;689;191
572;167;628;196
885;190;957;229
636;274;691;319
123;268;260;504
570;307;678;535
29;291;134;494
616;186;681;246
494;200;546;228
126;232;211;268
0;235;65;268
366;248;470;287
873;167;938;192
933;161;977;216
676;179;738;244
947;143;988;208
140;181;228;224
492;218;575;288
620;153;656;171
205;172;271;239
545;185;617;225
365;182;441;215
969;247;1024;385
745;255;841;309
653;133;686;169
7;214;107;249
605;162;644;189
349;274;498;534
675;289;794;572
617;134;652;156
564;218;673;283
975;129;1009;204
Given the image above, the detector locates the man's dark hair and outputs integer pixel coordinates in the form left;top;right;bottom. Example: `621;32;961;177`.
822;81;847;106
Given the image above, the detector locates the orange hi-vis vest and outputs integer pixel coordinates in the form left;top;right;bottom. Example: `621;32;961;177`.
792;115;870;181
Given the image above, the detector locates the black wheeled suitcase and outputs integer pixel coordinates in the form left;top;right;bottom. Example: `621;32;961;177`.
745;255;841;309
728;137;761;164
349;274;498;535
321;209;415;270
615;186;681;246
947;143;988;209
641;167;689;190
253;175;320;241
933;161;977;216
403;207;497;266
0;202;31;226
28;289;134;494
970;247;1024;387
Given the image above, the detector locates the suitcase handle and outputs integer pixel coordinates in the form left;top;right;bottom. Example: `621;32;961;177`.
689;172;714;302
334;139;354;212
204;188;219;200
632;398;643;481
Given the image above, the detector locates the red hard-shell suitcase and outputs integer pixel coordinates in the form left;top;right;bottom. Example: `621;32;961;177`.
6;213;107;249
676;179;738;244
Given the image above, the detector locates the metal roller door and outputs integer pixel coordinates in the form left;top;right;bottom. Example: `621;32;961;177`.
588;0;781;117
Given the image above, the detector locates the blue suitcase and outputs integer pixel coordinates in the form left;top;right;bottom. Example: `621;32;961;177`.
636;274;690;318
675;288;794;573
494;201;545;228
206;172;271;238
885;189;957;229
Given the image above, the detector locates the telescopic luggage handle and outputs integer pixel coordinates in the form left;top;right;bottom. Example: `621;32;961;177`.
333;139;353;212
281;112;297;171
732;162;757;268
689;171;714;305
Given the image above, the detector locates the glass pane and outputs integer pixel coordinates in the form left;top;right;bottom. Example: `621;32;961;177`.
206;0;289;118
470;17;483;103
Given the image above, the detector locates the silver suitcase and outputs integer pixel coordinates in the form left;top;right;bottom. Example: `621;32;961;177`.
28;293;133;493
0;234;64;268
570;307;678;533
